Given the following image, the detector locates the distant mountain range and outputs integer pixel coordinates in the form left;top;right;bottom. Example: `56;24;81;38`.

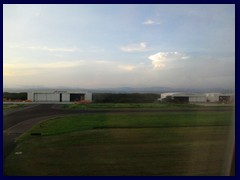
3;86;234;94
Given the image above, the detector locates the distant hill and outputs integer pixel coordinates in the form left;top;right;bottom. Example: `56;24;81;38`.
91;87;234;94
3;86;234;94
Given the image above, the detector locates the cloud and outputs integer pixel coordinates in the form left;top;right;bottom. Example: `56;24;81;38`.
52;54;64;58
4;61;85;70
142;19;161;25
3;71;14;77
8;44;77;52
181;56;190;60
121;42;148;52
34;12;40;17
88;47;105;53
42;61;84;68
148;52;189;69
8;44;20;48
118;65;136;71
143;19;155;25
27;46;77;52
94;60;111;64
151;60;166;69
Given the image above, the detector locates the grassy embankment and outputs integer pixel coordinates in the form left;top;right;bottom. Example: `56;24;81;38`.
4;106;234;176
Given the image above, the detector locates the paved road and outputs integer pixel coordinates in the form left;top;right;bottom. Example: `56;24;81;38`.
3;104;78;159
3;104;234;160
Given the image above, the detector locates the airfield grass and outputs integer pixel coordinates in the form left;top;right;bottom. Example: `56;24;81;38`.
3;104;30;112
4;110;234;176
63;102;234;110
63;103;204;110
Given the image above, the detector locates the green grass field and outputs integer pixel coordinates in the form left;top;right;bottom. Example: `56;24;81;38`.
4;110;234;176
63;102;234;110
3;104;31;112
63;103;202;109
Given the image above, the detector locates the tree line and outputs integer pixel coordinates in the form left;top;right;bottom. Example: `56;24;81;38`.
3;92;28;100
93;93;160;103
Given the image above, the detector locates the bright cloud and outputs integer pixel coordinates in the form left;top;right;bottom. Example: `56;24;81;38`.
151;60;166;69
3;71;14;77
121;42;148;52
143;19;155;25
8;44;77;52
148;52;189;69
27;46;77;52
142;19;161;25
4;61;85;70
34;12;40;17
94;60;111;64
181;56;190;60
118;65;136;71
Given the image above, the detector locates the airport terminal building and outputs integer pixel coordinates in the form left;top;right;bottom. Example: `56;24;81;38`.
27;90;92;102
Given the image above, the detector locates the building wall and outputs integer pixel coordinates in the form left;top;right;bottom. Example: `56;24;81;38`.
62;93;70;102
205;93;221;102
34;93;60;102
27;90;92;102
160;93;207;103
160;93;179;99
189;96;206;103
85;92;92;101
27;92;34;101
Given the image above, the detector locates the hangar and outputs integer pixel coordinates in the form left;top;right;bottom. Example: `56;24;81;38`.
205;93;235;103
159;92;207;103
158;92;234;104
27;90;92;102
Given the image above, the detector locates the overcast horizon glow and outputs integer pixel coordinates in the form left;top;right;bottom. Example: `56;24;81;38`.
3;4;235;90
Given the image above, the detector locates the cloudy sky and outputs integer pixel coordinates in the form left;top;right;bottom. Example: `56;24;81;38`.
3;4;235;89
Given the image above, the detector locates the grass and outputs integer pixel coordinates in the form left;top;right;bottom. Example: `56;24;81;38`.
3;104;31;112
62;103;232;110
4;110;234;176
18;112;233;137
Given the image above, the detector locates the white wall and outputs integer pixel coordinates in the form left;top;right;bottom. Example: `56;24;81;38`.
160;93;177;99
189;96;206;102
62;93;70;102
205;93;221;102
85;92;92;101
34;93;59;102
28;90;92;102
27;92;34;101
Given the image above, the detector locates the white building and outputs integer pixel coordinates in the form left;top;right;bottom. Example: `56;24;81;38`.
27;90;92;102
204;93;222;102
159;92;234;103
159;92;207;103
205;93;235;103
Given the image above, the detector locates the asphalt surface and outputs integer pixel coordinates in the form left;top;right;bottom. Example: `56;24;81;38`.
3;104;77;159
3;104;234;160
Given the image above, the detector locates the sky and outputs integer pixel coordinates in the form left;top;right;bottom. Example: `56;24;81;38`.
3;4;235;89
